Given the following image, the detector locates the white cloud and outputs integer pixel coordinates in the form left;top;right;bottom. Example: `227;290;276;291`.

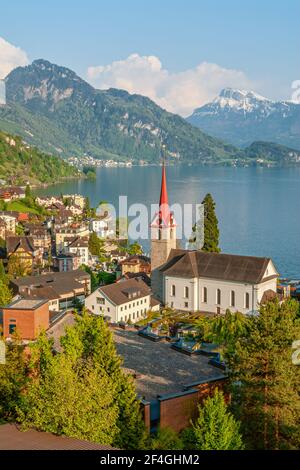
0;37;29;79
87;53;254;116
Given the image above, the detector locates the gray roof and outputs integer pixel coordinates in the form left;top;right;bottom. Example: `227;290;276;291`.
4;298;48;310
114;329;225;401
160;249;277;284
0;424;114;450
98;278;150;306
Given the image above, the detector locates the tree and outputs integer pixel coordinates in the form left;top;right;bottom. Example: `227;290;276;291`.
7;254;30;278
127;241;143;255
0;279;12;306
0;337;27;421
88;232;105;258
229;299;300;450
150;427;183;450
192;389;244;450
0;259;7;282
60;311;147;449
202;193;220;253
18;335;118;445
25;184;32;199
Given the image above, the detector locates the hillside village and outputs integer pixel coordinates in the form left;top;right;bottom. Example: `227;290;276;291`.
0;165;298;449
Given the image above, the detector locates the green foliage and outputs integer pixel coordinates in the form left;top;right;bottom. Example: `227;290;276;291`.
60;312;147;449
0;280;12;306
0;130;80;185
88;232;105;258
149;427;183;450
229;299;300;450
127;241;143;256
7;254;29;278
18;333;118;444
0;339;27;421
202;193;220;253
25;184;32;198
192;389;244;450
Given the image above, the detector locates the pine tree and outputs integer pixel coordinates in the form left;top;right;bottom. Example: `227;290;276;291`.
150;427;183;450
192;389;244;450
230;299;300;450
202;193;220;253
60;311;148;449
0;279;12;306
25;184;32;199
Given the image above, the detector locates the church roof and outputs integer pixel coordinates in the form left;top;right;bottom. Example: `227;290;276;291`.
151;165;175;228
160;249;277;284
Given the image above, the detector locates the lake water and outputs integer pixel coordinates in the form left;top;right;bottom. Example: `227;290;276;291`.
35;165;300;278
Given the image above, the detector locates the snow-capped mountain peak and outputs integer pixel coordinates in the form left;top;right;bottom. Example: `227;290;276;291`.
212;88;273;113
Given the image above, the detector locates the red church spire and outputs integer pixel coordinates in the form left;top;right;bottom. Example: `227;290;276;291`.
158;163;174;227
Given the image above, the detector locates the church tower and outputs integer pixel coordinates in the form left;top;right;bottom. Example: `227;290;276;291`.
151;164;177;300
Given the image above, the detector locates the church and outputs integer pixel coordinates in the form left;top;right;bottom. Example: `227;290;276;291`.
150;165;279;315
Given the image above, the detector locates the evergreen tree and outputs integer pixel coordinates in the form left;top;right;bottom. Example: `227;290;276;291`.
192;389;244;450
0;279;12;306
60;312;147;449
202;193;220;253
0;259;7;283
230;299;300;450
150;427;183;450
25;184;32;199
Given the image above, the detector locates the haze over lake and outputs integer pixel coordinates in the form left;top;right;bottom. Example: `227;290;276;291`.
35;165;300;278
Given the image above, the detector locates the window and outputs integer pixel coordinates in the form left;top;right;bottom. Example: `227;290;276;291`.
97;297;105;305
125;315;127;322
171;302;174;308
230;291;235;307
171;285;176;296
184;302;188;308
202;287;208;303
184;286;189;299
9;324;16;335
245;292;250;309
107;307;110;313
120;317;123;322
216;289;221;305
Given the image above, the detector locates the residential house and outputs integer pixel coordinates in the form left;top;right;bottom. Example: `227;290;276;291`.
10;270;91;312
53;253;81;272
6;236;42;271
25;225;51;252
89;216;114;238
65;236;89;266
0;186;25;202
85;277;155;323
63;194;86;209
0;214;16;236
55;224;89;252
119;255;151;276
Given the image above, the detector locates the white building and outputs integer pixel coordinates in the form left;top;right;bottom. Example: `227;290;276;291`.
65;236;89;266
89;217;114;239
151;165;279;315
85;278;154;323
160;249;278;315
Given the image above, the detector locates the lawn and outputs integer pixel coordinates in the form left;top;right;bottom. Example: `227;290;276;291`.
6;200;40;214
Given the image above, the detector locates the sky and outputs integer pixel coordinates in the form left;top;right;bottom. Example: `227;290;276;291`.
0;0;299;115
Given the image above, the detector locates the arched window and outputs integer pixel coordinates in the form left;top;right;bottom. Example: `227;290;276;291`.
245;292;250;309
230;290;235;307
216;289;221;305
202;287;208;303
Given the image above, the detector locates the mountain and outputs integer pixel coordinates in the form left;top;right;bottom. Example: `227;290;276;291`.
245;141;300;165
0;59;243;164
187;88;300;150
0;130;80;185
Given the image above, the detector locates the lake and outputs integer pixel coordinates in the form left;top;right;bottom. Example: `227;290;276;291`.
35;165;300;278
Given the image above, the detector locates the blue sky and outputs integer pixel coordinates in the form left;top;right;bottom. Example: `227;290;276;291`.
0;0;299;114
